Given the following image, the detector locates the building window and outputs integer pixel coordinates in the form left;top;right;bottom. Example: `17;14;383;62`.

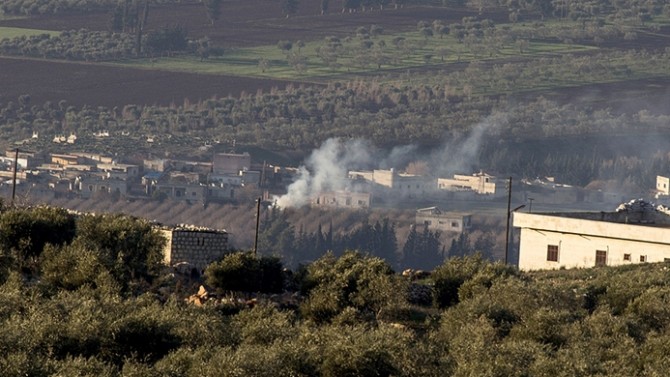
640;255;647;263
547;245;559;262
451;222;459;228
595;250;607;267
623;253;631;261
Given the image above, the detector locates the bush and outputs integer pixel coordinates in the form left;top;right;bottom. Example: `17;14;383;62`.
298;251;404;323
431;254;487;308
0;206;76;271
40;243;106;290
75;214;166;287
205;251;284;294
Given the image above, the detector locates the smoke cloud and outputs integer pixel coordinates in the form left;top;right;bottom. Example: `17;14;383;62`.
275;117;502;208
275;138;374;208
428;118;499;177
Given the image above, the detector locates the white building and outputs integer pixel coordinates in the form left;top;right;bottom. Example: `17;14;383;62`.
656;175;670;197
348;169;431;198
513;199;670;270
416;207;471;233
312;190;371;208
437;172;498;195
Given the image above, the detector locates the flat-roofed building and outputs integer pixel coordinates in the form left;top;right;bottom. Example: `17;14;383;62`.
416;207;472;233
312;190;371;208
513;199;670;270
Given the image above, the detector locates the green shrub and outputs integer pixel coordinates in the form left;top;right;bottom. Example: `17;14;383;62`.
232;304;296;346
432;254;487;308
75;214;166;287
205;251;284;294
298;251;403;323
0;206;76;272
40;243;106;291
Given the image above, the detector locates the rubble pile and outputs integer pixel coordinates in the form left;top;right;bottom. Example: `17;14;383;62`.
185;285;302;310
615;199;657;213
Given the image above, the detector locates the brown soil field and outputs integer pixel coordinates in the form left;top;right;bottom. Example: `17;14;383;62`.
0;0;501;47
0;56;305;108
0;0;499;107
1;0;668;109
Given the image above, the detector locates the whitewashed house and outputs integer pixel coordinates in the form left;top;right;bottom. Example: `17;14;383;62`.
513;199;670;270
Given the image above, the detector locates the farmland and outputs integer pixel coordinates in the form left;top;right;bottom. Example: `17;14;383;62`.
1;0;669;109
0;0;670;199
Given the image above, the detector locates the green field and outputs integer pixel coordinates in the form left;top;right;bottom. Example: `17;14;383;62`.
0;26;58;39
111;30;597;82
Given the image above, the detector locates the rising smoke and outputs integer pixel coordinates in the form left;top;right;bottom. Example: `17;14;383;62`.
275;138;374;208
275;118;500;208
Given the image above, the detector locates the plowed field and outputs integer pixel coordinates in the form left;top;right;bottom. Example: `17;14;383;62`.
0;0;494;107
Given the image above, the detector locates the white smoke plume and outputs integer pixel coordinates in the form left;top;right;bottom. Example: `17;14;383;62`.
428;117;500;177
275;138;373;208
275;117;502;208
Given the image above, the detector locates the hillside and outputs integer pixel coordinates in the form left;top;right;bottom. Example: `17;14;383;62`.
1;204;669;376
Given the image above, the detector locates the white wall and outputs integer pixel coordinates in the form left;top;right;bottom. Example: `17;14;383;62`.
515;212;670;270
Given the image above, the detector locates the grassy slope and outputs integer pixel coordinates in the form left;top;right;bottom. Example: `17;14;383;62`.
110;29;596;82
0;26;58;38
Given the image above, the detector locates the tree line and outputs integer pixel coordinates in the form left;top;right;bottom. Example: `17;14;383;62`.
3;47;670;188
0;27;214;61
257;209;455;270
2;204;670;375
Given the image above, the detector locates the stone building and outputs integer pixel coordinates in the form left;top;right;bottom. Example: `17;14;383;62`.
161;226;229;274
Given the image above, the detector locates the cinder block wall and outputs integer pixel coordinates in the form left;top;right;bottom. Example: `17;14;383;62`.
162;228;229;272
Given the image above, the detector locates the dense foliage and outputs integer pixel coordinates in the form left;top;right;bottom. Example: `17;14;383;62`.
3;214;670;376
3;44;670;187
0;207;165;293
257;210;451;269
0;0;175;15
0;27;205;61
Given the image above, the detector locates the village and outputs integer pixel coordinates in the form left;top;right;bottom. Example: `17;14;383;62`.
0;146;646;211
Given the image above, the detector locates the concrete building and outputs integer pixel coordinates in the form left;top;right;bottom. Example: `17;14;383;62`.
513;199;670;270
213;152;251;175
97;163;140;179
312;191;371;208
51;153;83;166
437;172;498;195
160;226;229;273
416;207;472;233
656;175;670;196
349;169;431;198
72;152;113;164
76;176;128;199
144;158;170;172
154;183;208;202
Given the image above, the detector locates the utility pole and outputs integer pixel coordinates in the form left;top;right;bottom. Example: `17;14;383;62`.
253;197;261;256
504;177;512;264
504;177;525;264
11;148;19;207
